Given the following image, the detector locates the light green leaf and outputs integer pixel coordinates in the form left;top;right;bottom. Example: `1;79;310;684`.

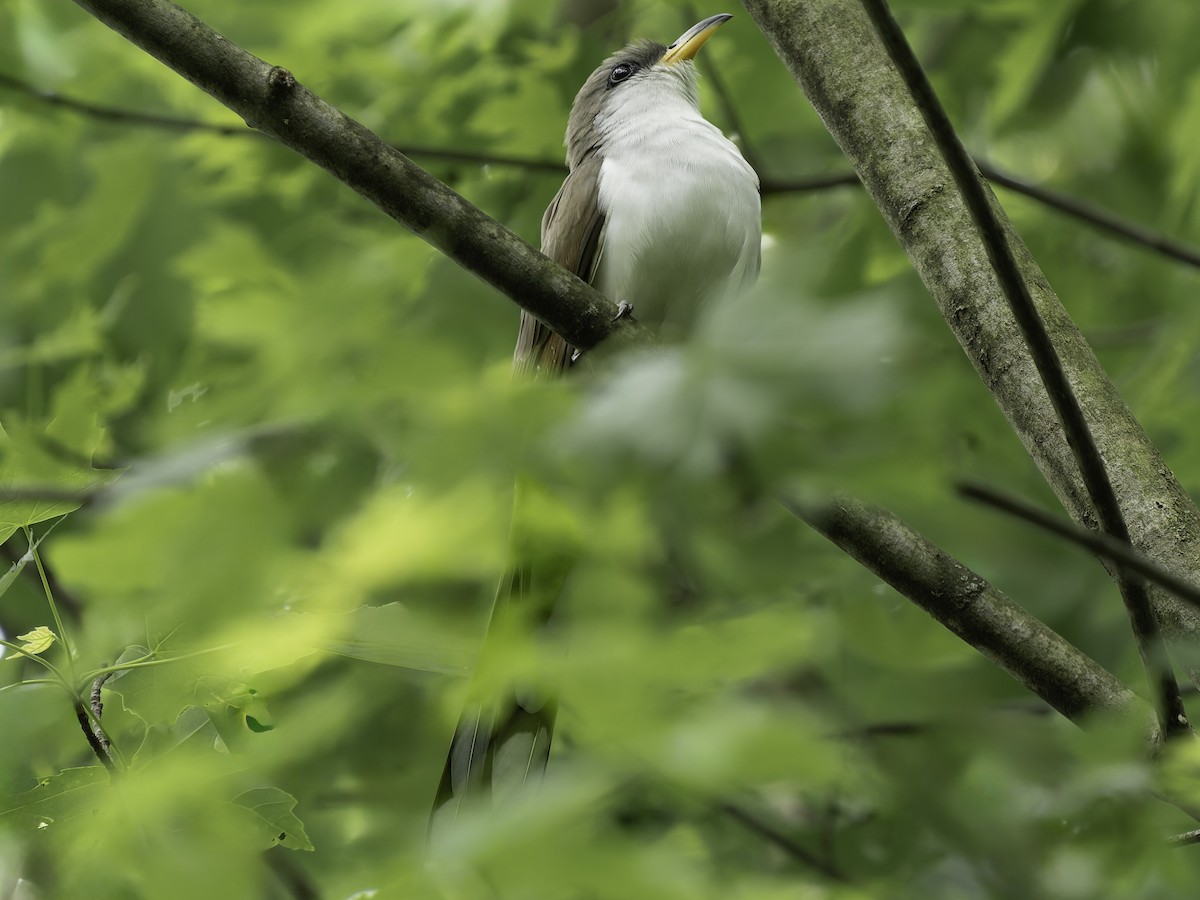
989;0;1083;125
313;603;473;674
0;767;109;828
231;786;314;852
13;626;57;656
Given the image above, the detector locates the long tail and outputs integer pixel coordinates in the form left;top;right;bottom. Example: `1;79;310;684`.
431;312;577;831
431;673;556;829
430;493;575;832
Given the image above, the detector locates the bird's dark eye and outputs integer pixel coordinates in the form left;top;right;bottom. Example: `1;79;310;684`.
607;63;636;88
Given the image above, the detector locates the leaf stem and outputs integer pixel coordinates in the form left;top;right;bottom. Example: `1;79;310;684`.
25;526;74;671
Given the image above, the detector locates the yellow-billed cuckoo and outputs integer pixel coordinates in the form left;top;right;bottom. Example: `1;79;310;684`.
432;13;761;828
514;12;762;376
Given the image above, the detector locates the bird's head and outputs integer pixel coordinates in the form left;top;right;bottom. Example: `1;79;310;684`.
565;13;733;166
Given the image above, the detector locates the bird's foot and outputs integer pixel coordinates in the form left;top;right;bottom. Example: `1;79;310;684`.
613;300;635;322
570;348;582;364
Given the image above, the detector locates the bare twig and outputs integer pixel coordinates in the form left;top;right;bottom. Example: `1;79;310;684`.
0;70;246;134
74;699;117;772
859;0;1188;740
760;172;861;193
90;670;114;751
977;160;1200;271
0;71;566;173
6;71;1200;270
959;482;1200;611
717;800;848;882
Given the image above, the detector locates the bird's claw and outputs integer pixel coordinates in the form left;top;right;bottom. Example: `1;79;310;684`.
613;300;635;322
570;348;582;364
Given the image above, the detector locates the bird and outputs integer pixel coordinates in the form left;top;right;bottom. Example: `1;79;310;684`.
514;12;762;377
431;13;761;831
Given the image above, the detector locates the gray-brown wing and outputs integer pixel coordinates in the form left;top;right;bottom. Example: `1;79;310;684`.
512;155;606;379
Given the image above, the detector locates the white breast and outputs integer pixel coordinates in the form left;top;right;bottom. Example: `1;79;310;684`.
593;71;761;337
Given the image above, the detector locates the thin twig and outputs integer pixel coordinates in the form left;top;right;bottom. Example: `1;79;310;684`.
859;0;1188;741
90;670;114;751
760;172;862;193
977;160;1200;270
716;800;848;882
0;70;247;133
959;481;1200;611
5;71;1200;271
0;71;564;171
74;699;117;772
26;527;74;670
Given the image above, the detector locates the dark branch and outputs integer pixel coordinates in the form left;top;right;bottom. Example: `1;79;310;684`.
63;0;636;354
959;482;1200;611
783;492;1146;725
760;172;862;193
859;0;1188;741
0;70;569;173
90;670;114;751
0;70;248;134
976;160;1200;271
74;700;117;772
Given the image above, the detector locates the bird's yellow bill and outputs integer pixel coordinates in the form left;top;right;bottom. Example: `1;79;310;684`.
662;13;733;64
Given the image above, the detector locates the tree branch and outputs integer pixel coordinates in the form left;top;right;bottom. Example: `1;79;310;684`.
74;699;117;772
742;0;1200;687
63;0;635;355
782;492;1147;726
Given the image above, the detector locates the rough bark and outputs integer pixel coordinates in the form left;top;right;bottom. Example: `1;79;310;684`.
786;494;1147;725
744;0;1200;672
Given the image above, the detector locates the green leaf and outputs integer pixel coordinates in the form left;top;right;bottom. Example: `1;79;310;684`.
989;1;1084;126
0;766;109;828
231;786;313;852
12;626;56;656
313;602;473;674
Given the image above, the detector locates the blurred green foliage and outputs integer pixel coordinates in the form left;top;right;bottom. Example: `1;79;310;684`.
1;0;1200;896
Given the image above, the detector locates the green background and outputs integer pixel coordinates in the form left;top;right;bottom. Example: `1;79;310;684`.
2;0;1200;895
